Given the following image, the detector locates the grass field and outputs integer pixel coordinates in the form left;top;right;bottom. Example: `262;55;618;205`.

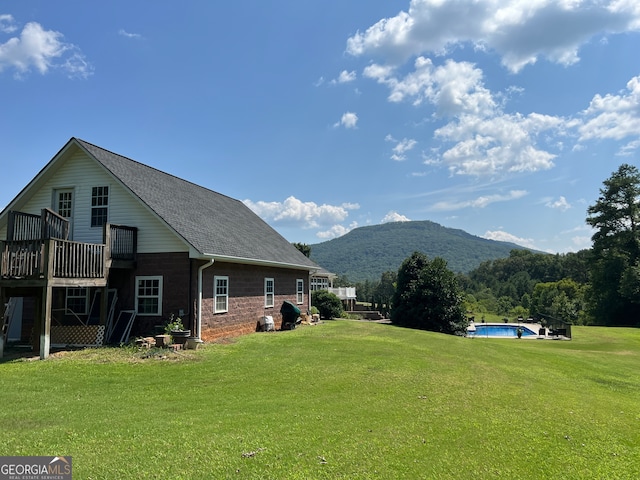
0;321;638;479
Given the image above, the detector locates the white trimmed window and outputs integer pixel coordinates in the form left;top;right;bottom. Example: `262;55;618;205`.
136;276;163;316
310;277;329;291
265;278;274;308
214;276;229;313
296;279;304;304
66;287;88;315
91;186;109;227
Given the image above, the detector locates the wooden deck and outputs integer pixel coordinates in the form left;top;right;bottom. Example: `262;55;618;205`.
1;238;108;287
1;209;138;359
0;210;137;286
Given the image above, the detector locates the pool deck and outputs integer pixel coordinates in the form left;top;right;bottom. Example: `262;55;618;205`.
467;322;570;340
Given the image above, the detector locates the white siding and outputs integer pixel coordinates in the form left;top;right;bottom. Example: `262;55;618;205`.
5;151;188;253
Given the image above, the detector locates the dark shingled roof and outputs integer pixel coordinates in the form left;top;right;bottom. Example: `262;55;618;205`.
75;138;318;270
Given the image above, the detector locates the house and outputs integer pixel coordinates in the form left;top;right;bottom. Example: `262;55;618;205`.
310;267;357;311
0;138;320;359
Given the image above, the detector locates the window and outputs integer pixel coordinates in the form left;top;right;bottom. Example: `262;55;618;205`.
91;186;109;227
66;287;88;315
296;279;304;304
214;276;229;313
311;277;329;291
264;278;274;308
136;276;163;316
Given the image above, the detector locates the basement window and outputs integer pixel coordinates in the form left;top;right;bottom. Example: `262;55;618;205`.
66;287;88;315
136;276;163;316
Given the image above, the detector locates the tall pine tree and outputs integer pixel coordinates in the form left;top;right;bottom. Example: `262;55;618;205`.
586;164;640;325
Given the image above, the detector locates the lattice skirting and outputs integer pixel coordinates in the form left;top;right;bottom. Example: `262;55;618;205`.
51;325;105;347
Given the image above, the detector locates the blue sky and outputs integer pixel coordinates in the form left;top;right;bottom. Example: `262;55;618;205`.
1;1;639;253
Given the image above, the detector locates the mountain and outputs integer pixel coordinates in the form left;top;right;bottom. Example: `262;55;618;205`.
309;220;530;283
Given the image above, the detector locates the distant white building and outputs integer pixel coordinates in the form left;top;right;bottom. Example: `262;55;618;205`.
311;267;357;310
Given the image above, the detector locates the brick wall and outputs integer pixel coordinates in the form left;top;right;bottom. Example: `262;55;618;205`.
110;252;192;335
196;261;310;341
111;254;311;340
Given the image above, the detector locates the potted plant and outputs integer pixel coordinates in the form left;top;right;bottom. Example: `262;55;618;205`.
165;314;190;345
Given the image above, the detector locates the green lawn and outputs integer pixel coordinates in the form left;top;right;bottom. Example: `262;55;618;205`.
1;322;638;479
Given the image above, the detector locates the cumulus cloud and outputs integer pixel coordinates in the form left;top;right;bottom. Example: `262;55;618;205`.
431;190;527;211
482;230;537;249
317;222;359;240
576;75;640;154
365;56;563;176
334;111;359;129
346;0;640;73
331;69;356;84
385;134;417;161
0;17;92;78
243;196;359;229
382;211;411;223
0;14;17;33
546;196;571;211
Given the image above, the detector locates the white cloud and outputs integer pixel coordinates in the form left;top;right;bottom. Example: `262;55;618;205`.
316;222;359;240
431;190;527;211
334;111;358;129
119;29;142;39
617;139;640;156
0;19;92;78
381;211;411;223
0;14;17;33
482;230;537;249
346;0;640;73
385;134;417;161
546;196;571;211
437;112;561;176
243;196;359;229
366;58;496;116
365;57;563;176
577;75;640;153
331;70;356;84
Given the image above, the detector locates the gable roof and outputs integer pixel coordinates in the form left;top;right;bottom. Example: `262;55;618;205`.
3;137;319;271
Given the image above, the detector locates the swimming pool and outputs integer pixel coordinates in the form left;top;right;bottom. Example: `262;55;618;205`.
467;323;538;337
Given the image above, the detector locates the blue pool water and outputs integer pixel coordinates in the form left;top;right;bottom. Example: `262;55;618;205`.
468;324;537;337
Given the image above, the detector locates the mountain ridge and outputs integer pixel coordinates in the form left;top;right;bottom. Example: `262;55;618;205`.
309;220;531;282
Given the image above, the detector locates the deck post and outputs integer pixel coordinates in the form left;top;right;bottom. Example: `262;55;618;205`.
100;286;108;327
0;287;6;358
39;285;52;360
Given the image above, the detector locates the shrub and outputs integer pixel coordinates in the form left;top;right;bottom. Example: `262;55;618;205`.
312;290;344;319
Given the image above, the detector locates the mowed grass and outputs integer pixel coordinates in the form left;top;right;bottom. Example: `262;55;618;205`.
0;322;638;479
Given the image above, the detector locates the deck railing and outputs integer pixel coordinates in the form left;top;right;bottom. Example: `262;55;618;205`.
107;224;137;261
328;287;357;300
1;239;106;280
2;212;137;281
7;209;70;242
0;240;44;277
52;239;106;278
